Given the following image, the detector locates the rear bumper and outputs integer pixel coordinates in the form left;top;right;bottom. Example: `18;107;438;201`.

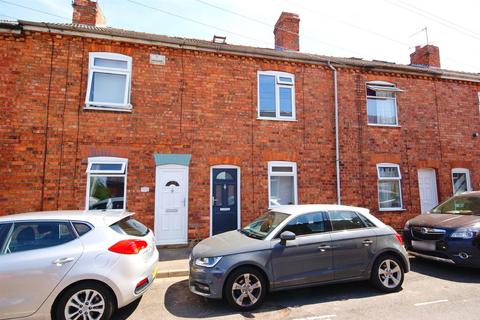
110;245;160;307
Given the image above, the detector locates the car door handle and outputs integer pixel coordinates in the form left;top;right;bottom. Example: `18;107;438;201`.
52;257;75;266
318;244;333;252
362;239;373;246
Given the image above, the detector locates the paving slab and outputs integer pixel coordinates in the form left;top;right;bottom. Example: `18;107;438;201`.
156;246;191;278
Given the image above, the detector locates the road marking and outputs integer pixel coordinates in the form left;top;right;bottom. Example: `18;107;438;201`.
414;299;449;307
292;315;337;320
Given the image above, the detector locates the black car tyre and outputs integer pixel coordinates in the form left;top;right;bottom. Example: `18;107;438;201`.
225;266;267;311
371;254;404;293
54;281;115;320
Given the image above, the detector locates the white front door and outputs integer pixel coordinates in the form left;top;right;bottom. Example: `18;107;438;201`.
155;165;188;244
418;168;438;214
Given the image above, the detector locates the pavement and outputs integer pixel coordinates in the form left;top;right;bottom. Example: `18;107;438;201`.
117;256;480;320
156;246;190;278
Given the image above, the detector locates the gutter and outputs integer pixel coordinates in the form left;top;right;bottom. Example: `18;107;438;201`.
328;61;341;205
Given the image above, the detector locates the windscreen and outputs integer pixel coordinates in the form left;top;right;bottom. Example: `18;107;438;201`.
240;211;289;240
431;195;480;215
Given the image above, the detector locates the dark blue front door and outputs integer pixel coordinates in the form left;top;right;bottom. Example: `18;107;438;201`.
212;168;238;235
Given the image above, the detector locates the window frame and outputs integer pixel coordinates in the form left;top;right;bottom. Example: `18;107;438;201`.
268;161;298;208
366;81;402;127
451;168;472;195
257;71;296;121
85;52;133;112
85;156;128;211
376;163;403;211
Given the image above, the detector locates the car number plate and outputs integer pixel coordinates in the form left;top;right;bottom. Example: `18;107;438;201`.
412;240;436;251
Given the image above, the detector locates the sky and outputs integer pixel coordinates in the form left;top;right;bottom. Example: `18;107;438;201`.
1;0;479;73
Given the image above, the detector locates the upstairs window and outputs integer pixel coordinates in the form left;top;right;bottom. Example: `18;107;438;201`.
258;71;295;120
268;161;297;207
366;81;403;126
85;52;132;111
452;168;472;195
377;163;403;210
86;157;128;211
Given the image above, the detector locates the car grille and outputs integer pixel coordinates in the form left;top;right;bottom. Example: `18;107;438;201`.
411;227;446;241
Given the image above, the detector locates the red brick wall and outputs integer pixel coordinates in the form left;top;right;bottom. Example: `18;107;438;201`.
1;29;479;238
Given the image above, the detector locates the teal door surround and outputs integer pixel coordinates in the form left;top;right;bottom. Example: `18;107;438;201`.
154;153;192;166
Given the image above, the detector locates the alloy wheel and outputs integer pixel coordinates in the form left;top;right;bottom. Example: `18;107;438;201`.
231;273;262;307
378;259;402;289
64;289;105;320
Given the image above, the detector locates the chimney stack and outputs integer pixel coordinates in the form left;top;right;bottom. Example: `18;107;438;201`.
72;0;106;26
410;44;440;68
274;12;300;51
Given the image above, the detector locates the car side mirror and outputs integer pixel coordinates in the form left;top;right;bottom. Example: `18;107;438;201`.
280;231;296;242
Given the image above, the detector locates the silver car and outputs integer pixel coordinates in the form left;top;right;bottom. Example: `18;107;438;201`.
190;205;409;310
0;210;159;320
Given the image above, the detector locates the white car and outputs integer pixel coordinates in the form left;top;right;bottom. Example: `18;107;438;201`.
0;210;159;320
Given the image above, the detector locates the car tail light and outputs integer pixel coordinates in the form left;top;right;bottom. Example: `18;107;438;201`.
394;231;404;246
108;239;148;255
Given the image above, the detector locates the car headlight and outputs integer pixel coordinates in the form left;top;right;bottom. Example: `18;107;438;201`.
194;256;222;268
450;228;476;239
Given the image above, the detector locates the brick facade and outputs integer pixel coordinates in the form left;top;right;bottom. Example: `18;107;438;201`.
0;13;479;241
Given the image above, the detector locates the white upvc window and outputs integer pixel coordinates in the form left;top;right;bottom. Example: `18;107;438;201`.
366;81;403;126
376;163;403;211
268;161;297;208
258;71;295;120
85;52;132;111
452;168;472;195
86;157;128;211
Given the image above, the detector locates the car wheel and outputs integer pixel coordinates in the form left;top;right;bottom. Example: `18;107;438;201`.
225;266;267;311
54;282;115;320
371;255;404;293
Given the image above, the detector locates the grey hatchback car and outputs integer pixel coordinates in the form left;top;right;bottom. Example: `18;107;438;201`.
189;205;409;310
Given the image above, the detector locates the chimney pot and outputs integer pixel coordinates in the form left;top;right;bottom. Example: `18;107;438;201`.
274;12;300;51
410;44;440;68
72;0;106;26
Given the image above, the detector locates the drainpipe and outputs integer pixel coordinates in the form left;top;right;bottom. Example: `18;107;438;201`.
328;61;341;205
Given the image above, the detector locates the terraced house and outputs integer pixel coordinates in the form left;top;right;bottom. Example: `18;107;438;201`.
1;0;479;245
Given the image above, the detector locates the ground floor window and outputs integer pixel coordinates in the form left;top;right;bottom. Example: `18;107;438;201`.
377;163;403;210
268;161;297;207
86;157;128;210
452;168;472;195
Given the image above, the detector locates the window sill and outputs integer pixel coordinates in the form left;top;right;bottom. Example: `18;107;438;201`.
257;117;297;122
378;208;406;212
367;123;401;128
84;104;133;113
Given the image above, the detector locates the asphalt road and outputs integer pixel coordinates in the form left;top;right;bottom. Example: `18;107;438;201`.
115;257;480;320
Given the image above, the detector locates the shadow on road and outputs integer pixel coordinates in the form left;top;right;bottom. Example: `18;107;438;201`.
409;256;480;283
164;279;383;318
114;297;143;320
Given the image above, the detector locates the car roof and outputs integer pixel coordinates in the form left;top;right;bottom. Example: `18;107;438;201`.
0;210;133;226
272;204;370;216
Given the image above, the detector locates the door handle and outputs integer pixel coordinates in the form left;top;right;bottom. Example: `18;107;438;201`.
53;257;75;266
362;239;373;246
318;244;332;252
